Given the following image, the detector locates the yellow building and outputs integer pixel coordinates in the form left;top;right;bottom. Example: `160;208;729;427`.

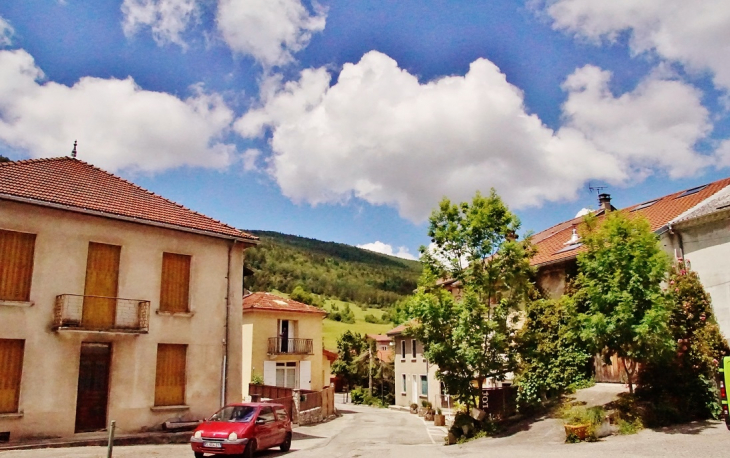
0;157;257;441
241;293;330;397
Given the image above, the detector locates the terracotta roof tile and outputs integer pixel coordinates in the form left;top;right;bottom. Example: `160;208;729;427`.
386;322;411;336
531;177;730;266
242;292;327;315
366;334;391;342
0;157;256;241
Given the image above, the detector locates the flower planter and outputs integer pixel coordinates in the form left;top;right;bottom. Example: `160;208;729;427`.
564;424;590;441
424;411;434;421
433;414;446;426
417;407;427;417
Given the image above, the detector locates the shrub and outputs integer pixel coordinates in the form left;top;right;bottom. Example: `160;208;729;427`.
350;387;367;405
250;372;264;385
636;263;730;425
560;404;605;441
514;296;592;408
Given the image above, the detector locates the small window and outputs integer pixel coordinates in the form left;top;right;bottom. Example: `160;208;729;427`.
154;344;187;406
259;406;275;422
401;340;406;359
554;243;582;254
676;185;707;198
0;230;36;302
160;253;191;313
402;374;407;393
0;339;24;413
420;375;428;396
632;199;659;211
411;340;417;358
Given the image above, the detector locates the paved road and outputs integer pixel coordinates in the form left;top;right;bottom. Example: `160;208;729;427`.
1;403;729;458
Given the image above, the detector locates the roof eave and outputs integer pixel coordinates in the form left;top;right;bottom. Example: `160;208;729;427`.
0;193;258;246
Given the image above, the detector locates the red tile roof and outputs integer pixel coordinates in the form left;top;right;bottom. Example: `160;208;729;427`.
386;322;412;336
242;292;328;315
531;177;730;267
323;349;338;361
0;157;256;241
366;334;391;343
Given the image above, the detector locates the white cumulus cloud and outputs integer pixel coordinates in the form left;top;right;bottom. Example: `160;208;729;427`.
237;51;713;222
544;0;730;90
0;49;237;172
216;0;326;68
0;15;14;47
121;0;198;48
357;241;417;261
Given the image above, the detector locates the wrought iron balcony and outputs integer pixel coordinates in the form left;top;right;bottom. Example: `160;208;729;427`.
268;337;313;355
53;294;150;333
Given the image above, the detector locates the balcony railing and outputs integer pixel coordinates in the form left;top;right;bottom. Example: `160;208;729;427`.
268;337;313;355
53;294;150;333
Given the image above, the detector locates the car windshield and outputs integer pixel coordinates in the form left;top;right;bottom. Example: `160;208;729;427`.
208;406;257;423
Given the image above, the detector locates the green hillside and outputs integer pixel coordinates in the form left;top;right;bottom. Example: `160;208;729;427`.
243;230;421;308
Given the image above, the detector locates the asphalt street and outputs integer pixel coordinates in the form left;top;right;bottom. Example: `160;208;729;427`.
1;402;729;458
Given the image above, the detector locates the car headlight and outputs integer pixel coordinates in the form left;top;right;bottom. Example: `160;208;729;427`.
194;431;202;439
228;432;238;441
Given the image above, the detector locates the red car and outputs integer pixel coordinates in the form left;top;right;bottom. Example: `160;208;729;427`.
190;402;292;458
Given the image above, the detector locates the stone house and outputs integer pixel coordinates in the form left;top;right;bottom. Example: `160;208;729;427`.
0;157;257;441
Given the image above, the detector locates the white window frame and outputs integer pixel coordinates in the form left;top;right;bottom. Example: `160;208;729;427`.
401;374;407;393
420;375;428;396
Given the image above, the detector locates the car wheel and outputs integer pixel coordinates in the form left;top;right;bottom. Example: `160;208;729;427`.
243;439;256;458
280;433;292;452
194;453;204;458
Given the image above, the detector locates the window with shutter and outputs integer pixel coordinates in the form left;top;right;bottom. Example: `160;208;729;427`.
0;339;24;413
154;344;187;406
160;253;191;313
0;229;36;302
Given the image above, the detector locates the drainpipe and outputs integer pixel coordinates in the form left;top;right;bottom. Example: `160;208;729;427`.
668;225;685;261
221;239;237;407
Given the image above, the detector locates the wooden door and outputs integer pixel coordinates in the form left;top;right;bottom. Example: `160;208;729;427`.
74;343;111;432
0;339;25;414
82;243;121;329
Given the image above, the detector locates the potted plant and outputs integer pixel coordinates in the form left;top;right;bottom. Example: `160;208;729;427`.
418;400;431;417
434;408;446;426
424;408;435;421
409;403;418;414
561;404;603;442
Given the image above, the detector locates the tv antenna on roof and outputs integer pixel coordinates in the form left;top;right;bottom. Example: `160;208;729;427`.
588;182;607;197
71;140;77;159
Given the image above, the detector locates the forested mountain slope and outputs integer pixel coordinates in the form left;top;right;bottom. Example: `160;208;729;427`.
243;231;421;308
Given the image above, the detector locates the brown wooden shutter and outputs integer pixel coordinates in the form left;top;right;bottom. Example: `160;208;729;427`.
0;229;36;301
82;243;121;329
154;344;187;406
159;253;191;313
0;339;25;413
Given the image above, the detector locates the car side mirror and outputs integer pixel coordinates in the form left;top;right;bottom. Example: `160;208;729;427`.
255;418;265;425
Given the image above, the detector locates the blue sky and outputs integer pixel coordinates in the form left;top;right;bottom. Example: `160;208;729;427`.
1;1;729;259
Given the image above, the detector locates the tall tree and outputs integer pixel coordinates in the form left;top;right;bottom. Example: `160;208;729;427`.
0;155;10;163
407;190;536;409
575;212;672;393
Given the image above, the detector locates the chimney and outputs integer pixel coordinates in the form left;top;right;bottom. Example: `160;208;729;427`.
598;193;612;212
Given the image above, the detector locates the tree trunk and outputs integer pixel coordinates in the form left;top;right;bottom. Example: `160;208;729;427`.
622;358;634;394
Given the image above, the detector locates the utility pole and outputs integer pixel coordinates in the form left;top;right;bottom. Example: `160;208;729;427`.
368;342;373;397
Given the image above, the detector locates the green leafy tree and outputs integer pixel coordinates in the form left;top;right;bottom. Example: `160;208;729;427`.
636;263;730;423
575;212;673;394
407;190;536;409
0;155;9;163
331;331;368;389
514;295;592;407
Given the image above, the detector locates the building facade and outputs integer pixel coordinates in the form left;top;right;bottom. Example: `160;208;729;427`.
241;292;328;397
387;324;441;409
0;157;256;441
